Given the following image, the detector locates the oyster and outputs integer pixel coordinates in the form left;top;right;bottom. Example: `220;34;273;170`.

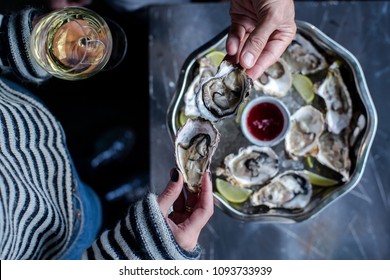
184;57;218;117
285;105;325;160
195;60;253;122
282;33;328;75
253;58;292;98
216;145;279;188
175;117;220;193
250;170;312;209
316;131;351;181
315;61;353;134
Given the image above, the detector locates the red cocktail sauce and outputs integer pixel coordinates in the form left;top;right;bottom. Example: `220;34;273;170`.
246;102;284;141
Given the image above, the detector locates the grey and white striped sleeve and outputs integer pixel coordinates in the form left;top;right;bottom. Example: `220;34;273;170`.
0;7;51;84
82;193;202;260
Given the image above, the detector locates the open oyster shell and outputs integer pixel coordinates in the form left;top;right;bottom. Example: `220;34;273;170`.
216;145;279;188
250;170;312;209
285;105;325;160
316;131;351;181
253;58;292;98
315;61;353;134
194;60;253;122
184;57;218;117
282;33;328;75
175;117;220;193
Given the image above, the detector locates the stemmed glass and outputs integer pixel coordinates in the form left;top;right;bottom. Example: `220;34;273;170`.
30;6;127;81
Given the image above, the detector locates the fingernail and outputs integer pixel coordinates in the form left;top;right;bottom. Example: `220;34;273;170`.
243;52;255;68
226;37;239;55
170;168;179;182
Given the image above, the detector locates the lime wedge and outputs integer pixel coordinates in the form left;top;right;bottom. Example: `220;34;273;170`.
304;170;339;187
215;178;253;203
178;110;195;127
306;156;314;168
235;99;248;124
292;74;315;104
205;50;226;67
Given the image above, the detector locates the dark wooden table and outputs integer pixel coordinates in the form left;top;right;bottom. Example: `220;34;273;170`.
149;1;390;259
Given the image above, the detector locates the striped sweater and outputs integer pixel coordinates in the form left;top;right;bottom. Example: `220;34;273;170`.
0;7;50;84
0;7;201;260
0;79;201;260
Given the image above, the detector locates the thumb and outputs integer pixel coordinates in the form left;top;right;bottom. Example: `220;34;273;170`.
157;168;183;214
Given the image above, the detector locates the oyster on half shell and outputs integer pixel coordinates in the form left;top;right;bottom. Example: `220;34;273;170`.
250;170;312;209
216;145;279;188
194;60;253;122
175;117;220;193
184;57;218;117
282;33;328;75
253;58;292;98
285;105;325;160
315;61;353;134
316;131;351;181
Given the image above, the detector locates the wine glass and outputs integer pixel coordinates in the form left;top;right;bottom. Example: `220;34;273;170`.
30;6;127;81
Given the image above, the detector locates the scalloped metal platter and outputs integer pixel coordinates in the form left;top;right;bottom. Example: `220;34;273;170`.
167;20;377;223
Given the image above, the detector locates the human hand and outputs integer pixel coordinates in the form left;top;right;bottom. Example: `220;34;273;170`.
157;168;214;251
46;0;93;10
226;0;296;80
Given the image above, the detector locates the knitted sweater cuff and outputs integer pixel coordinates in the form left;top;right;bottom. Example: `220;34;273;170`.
82;193;202;260
0;7;51;84
136;193;202;260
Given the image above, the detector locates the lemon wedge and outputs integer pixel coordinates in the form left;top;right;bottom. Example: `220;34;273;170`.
304;170;339;187
292;74;315;104
205;50;226;67
215;178;253;203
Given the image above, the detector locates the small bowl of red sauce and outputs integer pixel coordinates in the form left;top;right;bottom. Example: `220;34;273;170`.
240;96;290;147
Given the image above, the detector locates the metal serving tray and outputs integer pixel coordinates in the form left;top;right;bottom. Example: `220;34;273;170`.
166;20;378;223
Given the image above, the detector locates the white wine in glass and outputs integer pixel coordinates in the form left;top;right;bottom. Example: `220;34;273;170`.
30;6;114;81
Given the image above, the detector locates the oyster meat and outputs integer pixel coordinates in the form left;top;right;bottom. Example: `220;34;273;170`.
315;61;353;134
184;57;218;117
175;117;220;193
216;145;279;188
316;131;351;181
282;33;328;75
250;170;312;209
285;105;325;160
253;58;292;98
195;60;253;122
